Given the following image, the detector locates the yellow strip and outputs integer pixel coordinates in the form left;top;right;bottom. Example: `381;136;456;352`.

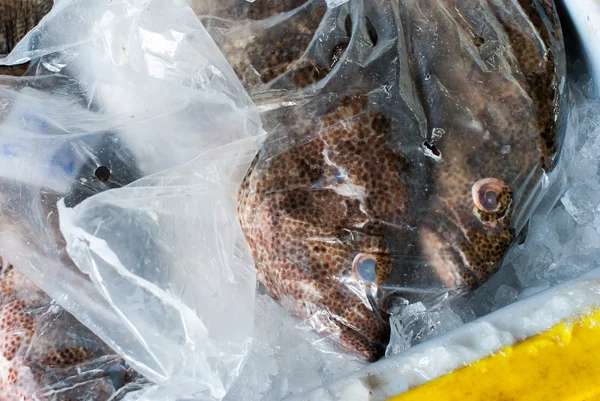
390;309;600;401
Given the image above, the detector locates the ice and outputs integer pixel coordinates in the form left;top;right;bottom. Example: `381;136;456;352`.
561;182;600;224
386;302;463;357
429;304;463;337
224;292;364;401
518;280;550;300
492;285;519;311
511;243;555;286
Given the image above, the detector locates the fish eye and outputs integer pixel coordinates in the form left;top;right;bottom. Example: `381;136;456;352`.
472;177;512;214
353;253;377;283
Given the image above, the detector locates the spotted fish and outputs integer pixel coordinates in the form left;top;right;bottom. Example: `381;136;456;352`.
409;0;566;290
0;257;142;401
211;0;567;361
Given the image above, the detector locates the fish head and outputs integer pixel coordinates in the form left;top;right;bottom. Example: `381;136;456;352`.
418;142;523;290
238;95;416;361
412;0;566;291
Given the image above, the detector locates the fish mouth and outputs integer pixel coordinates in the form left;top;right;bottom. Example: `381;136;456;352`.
418;220;484;291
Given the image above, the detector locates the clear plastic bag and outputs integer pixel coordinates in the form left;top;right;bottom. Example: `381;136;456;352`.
196;0;569;362
0;0;263;399
0;256;146;400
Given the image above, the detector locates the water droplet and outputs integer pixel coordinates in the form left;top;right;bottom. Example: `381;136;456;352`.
501;145;511;154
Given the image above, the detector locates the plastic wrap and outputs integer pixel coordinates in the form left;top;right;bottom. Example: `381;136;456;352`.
196;0;569;362
0;257;145;400
0;0;263;400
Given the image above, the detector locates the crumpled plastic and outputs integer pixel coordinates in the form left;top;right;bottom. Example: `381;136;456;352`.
196;0;569;361
0;0;263;400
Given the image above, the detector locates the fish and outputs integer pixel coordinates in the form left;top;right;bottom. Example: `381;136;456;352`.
224;0;569;361
195;0;349;96
0;257;141;401
406;0;566;291
211;0;568;361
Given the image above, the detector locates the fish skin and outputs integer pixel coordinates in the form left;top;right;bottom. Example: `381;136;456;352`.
196;0;348;95
0;0;53;56
238;96;409;360
0;257;140;401
212;0;567;361
407;0;566;290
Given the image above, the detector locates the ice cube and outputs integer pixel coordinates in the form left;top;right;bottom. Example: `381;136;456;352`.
386;301;463;357
579;128;600;160
561;182;600;225
511;243;554;287
518;280;550;300
449;297;477;323
550;205;579;247
542;255;600;285
566;155;598;178
428;304;463;337
386;302;428;357
575;225;600;255
492;285;519;311
593;209;600;234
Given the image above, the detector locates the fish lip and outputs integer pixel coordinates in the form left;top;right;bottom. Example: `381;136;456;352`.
418;215;482;290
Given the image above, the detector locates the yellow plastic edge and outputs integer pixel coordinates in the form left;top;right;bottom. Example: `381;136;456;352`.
389;309;600;401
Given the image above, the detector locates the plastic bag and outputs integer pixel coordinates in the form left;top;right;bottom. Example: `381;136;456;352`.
0;0;263;399
196;0;569;362
0;255;146;400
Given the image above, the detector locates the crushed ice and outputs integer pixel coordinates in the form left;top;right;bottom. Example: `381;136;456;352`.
224;291;363;401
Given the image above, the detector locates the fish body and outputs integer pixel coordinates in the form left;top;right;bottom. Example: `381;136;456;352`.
0;258;139;401
405;0;566;290
229;0;568;361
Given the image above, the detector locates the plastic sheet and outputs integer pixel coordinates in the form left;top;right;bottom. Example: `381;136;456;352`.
0;0;263;399
0;257;146;400
197;0;569;362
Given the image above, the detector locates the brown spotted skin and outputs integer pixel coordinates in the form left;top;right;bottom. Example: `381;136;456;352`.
238;96;412;360
196;0;352;94
404;0;566;290
193;0;309;22
0;259;137;400
226;0;566;360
